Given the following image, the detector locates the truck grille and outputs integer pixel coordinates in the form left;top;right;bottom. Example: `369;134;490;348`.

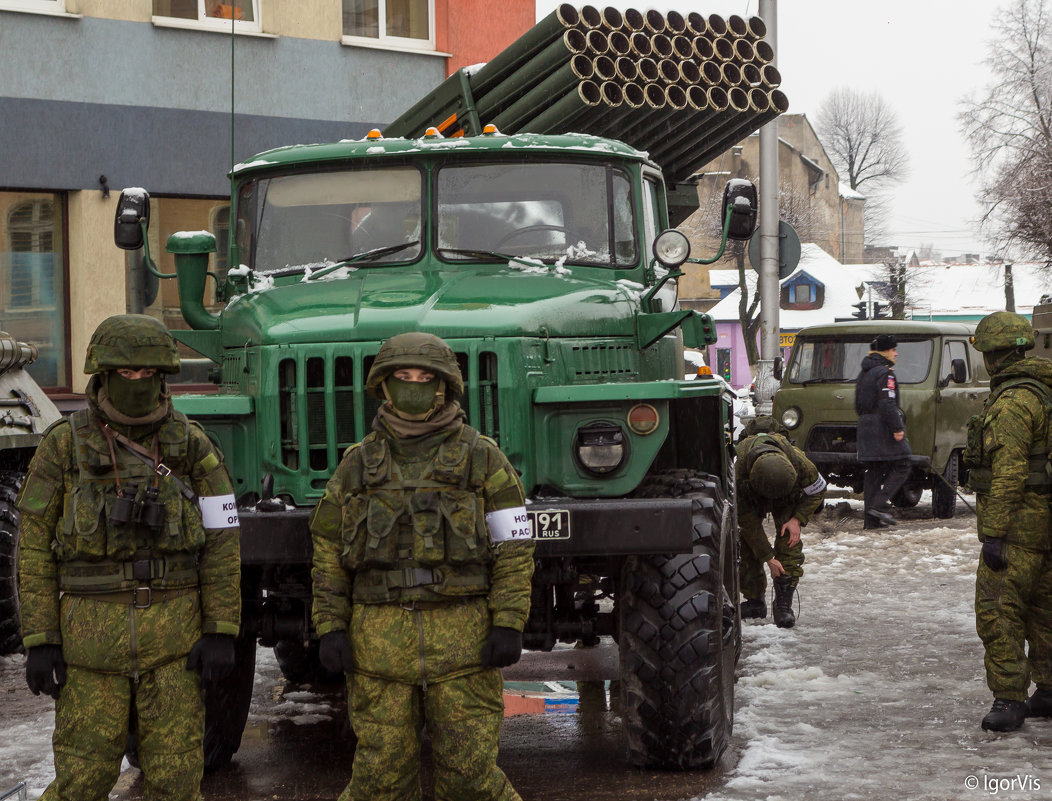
805;424;857;455
277;349;499;474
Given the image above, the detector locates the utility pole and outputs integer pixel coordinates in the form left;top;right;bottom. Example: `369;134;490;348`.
753;0;779;416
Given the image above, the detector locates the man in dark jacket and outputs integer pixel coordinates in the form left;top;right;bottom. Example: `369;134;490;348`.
854;333;912;530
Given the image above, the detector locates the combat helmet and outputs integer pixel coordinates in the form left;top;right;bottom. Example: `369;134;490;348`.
749;449;797;499
365;332;464;398
971;311;1035;353
84;314;180;375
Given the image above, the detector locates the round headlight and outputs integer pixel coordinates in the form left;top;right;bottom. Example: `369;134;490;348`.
575;421;628;476
652;229;690;267
781;406;800;429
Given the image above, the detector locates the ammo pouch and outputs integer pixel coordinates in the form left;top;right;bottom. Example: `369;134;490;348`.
962;413;984;470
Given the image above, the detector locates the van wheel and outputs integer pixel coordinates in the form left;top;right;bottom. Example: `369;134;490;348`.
932;450;959;519
892;485;922;508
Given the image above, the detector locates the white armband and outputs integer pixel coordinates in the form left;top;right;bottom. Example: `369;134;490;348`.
803;474;827;496
485;505;532;543
198;494;240;528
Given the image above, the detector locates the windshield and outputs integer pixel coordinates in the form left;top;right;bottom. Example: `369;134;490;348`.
237;166;423;272
435;162;637;266
787;337;934;384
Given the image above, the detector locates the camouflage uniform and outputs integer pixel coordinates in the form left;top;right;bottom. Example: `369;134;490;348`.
735;432;825;602
17;315;241;801
966;313;1052;723
310;333;534;801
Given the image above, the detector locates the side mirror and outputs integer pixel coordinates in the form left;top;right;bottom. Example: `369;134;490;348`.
773;355;783;381
950;357;967;384
114;189;150;250
721;179;758;241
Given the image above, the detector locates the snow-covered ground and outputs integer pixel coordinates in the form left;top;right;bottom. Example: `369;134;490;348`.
700;498;1052;801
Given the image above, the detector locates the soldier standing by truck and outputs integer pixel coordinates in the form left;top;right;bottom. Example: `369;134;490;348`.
854;333;912;530
16;314;242;801
735;427;826;628
309;332;535;801
965;311;1052;732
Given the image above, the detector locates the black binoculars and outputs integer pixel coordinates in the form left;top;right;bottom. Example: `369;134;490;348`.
109;484;166;530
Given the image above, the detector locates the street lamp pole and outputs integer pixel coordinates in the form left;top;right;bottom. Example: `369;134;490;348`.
754;0;780;415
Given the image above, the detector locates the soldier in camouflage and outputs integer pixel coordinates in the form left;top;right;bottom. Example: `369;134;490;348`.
965;311;1052;732
310;332;534;801
16;314;241;801
735;425;826;628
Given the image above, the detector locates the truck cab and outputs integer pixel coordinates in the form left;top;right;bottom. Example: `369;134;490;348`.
772;320;988;517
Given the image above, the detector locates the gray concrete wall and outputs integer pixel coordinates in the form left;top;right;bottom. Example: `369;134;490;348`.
0;12;447;194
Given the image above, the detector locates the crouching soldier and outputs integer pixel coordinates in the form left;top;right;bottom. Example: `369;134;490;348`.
17;314;241;801
735;422;826;628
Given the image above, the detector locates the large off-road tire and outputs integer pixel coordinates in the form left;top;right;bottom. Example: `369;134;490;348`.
932;450;959;519
891;484;922;508
203;628;257;770
0;472;24;656
620;470;738;770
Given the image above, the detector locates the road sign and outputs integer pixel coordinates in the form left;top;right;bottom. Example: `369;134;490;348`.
748;220;801;280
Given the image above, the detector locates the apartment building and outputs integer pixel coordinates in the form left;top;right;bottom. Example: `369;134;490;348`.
0;0;532;394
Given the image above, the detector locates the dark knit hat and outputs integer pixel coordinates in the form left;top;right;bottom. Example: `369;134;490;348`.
871;334;897;352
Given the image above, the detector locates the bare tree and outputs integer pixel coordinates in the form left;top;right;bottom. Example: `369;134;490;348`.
960;0;1052;260
815;88;910;245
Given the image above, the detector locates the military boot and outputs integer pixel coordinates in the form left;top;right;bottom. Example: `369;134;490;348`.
740;598;766;619
981;698;1027;732
772;576;797;628
1027;688;1052;718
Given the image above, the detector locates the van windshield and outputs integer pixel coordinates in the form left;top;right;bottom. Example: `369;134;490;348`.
787;337;933;384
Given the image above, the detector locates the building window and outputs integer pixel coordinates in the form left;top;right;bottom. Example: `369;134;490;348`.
343;0;434;47
1;192;67;388
0;0;67;14
153;0;260;31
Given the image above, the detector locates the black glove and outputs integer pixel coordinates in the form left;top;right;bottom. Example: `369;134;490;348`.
318;631;354;674
26;644;66;699
982;537;1007;571
481;626;522;669
186;634;236;687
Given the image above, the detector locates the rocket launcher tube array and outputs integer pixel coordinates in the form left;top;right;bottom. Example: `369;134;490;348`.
382;4;788;185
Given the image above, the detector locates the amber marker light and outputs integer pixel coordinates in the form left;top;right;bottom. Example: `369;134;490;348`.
365;129;383;139
482;124;501;135
424;127;443;138
627;403;659;435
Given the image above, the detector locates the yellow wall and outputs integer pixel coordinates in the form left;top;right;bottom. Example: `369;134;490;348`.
66;190;128;393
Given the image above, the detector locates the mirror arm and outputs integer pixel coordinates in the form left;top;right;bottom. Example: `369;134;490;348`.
640;265;685;313
140;220;178;279
685;206;734;266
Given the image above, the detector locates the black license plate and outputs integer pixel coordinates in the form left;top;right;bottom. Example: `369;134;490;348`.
529;509;571;540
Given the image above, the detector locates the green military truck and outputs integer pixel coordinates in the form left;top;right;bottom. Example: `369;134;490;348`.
0;336;63;656
772;320;988;518
114;133;749;770
110;3;788;771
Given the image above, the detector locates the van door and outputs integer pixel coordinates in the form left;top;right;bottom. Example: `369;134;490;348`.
935;338;987;474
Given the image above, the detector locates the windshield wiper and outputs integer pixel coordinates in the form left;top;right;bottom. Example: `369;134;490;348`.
437;247;551;268
307;241;421;280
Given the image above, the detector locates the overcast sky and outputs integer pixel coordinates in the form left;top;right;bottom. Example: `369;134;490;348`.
534;1;998;260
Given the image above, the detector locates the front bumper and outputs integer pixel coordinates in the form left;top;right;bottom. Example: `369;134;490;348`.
237;497;695;565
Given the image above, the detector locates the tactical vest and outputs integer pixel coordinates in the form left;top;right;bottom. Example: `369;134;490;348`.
341;425;492;602
964;377;1052;495
55;409;204;592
